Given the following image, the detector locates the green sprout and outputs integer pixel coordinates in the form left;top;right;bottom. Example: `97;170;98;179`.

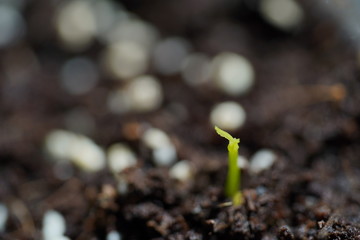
215;126;243;206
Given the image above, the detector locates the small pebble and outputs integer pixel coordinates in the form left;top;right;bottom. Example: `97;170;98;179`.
210;101;246;131
108;143;137;173
0;203;8;232
153;37;190;75
45;130;106;172
126;75;163;112
56;0;96;50
153;144;177;167
211;52;254;96
169;160;192;182
142;128;172;150
42;210;66;240
249;149;277;174
181;53;211;86
107;230;122;240
103;18;158;51
260;0;304;31
60;57;98;95
237;155;249;169
102;41;148;80
0;4;25;48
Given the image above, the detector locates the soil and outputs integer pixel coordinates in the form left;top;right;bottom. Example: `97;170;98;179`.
1;0;360;239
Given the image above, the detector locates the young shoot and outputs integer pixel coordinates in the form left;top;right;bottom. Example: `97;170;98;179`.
215;126;243;206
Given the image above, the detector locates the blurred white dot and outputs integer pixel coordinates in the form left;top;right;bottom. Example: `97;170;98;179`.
153;144;177;167
0;5;25;48
45;130;106;172
153;37;191;75
169;160;192;182
181;53;211;86
107;230;122;240
103;18;158;51
237;155;249;169
107;75;163;113
107;143;137;173
142;128;172;150
42;210;66;240
260;0;304;31
126;75;163;112
56;0;96;50
64;108;95;136
61;57;98;95
103;41;148;80
249;149;277;174
211;52;254;96
210;101;246;131
0;203;8;233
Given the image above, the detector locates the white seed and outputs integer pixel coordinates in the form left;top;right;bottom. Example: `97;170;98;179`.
153;144;177;167
142;128;172;150
103;18;158;51
56;0;96;50
60;57;98;95
45;130;106;172
69;134;106;172
117;178;128;195
108;144;137;173
260;0;304;31
107;89;131;114
42;210;66;240
249;149;277;174
0;5;25;48
0;203;8;232
210;101;246;131
169;160;192;182
181;53;211;86
102;41;148;80
107;230;122;240
237;155;249;169
126;75;163;112
153;37;190;75
211;52;254;96
64;108;95;136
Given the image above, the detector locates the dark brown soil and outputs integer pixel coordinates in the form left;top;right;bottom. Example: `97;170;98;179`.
1;0;360;239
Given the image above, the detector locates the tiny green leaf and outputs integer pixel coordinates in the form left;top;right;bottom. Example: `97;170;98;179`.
215;126;243;206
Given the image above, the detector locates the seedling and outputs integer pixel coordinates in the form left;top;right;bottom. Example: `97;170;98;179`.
215;126;243;206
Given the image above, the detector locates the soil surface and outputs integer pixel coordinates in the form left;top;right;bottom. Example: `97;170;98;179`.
1;0;360;239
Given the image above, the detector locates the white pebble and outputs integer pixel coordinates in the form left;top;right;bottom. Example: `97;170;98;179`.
42;210;66;240
249;149;277;174
126;75;163;112
260;0;304;31
153;37;190;75
142;128;172;150
108;144;137;173
102;41;148;80
210;101;246;131
107;230;122;240
60;57;98;95
45;130;106;172
103;18;158;51
0;5;25;48
211;52;254;96
0;203;8;232
181;53;211;86
153;144;177;167
237;155;249;169
56;0;96;50
108;76;163;113
169;160;192;182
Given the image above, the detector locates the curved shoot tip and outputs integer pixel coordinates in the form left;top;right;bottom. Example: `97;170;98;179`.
214;126;240;144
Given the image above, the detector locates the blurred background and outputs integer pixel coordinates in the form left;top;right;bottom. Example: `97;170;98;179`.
1;0;360;239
